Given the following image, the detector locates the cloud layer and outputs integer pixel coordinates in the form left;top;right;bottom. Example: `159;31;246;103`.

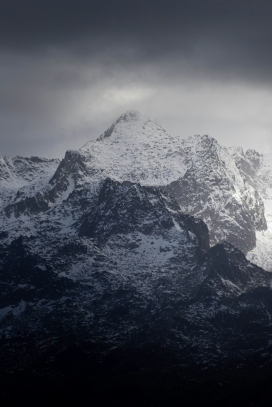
1;1;272;157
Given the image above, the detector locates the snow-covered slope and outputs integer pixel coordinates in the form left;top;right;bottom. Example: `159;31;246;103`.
80;110;187;185
0;155;60;221
0;155;60;189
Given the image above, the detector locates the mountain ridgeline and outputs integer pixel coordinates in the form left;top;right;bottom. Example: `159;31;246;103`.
1;111;272;406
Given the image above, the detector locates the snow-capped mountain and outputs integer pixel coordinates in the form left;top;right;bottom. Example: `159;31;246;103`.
1;111;272;404
0;110;268;261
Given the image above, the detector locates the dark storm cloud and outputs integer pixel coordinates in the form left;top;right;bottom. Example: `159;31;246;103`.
2;0;272;158
1;0;272;82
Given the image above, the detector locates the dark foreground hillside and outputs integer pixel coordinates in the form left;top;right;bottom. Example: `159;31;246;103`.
1;339;272;407
1;231;272;406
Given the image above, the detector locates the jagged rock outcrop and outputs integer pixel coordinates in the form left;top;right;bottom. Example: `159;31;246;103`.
198;242;271;298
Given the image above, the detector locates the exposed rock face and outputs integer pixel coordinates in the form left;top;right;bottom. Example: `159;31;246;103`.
79;178;209;256
228;147;272;270
162;135;267;254
199;242;271;298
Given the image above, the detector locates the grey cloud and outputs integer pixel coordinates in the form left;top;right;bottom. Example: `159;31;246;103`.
1;0;272;83
1;1;272;158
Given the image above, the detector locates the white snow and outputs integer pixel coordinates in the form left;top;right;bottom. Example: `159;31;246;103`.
80;111;188;186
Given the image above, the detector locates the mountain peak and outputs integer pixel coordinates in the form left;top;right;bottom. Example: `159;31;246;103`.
96;110;153;142
117;110;143;122
79;111;184;185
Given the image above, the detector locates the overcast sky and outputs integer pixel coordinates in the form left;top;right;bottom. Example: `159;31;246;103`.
1;0;272;158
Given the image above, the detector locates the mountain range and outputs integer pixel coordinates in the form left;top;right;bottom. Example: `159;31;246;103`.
1;110;272;406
